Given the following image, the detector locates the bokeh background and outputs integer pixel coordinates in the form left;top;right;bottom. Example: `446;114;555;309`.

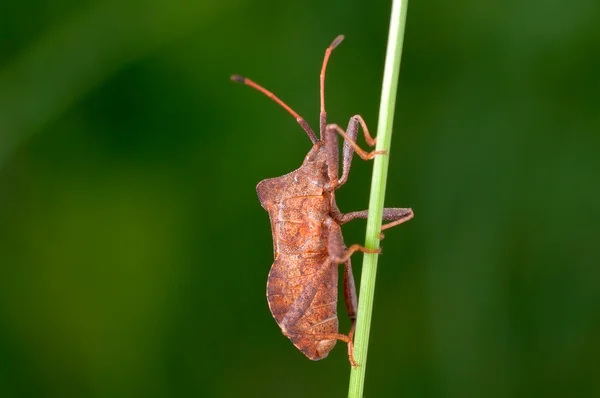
1;0;599;397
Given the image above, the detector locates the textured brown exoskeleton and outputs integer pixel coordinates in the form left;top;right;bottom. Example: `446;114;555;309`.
231;35;414;367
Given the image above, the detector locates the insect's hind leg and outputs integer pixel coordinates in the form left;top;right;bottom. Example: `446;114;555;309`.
343;258;357;327
282;329;358;367
277;248;359;367
343;257;358;366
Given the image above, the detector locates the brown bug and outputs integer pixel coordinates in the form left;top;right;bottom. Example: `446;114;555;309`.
231;35;414;367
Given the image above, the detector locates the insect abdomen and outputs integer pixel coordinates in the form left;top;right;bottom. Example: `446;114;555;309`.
266;254;339;360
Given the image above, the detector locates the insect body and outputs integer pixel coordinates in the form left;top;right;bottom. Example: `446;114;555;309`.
232;35;414;366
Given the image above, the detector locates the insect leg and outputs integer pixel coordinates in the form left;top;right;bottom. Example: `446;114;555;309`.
324;115;340;187
333;207;414;239
381;208;415;231
338;207;414;229
343;257;358;363
326;218;380;265
325;115;386;188
289;330;358;367
343;258;358;323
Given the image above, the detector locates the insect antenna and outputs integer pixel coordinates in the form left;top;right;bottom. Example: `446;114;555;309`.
319;34;345;139
231;75;318;144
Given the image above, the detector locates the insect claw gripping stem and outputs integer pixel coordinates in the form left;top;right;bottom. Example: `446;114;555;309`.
326;124;386;160
331;244;381;264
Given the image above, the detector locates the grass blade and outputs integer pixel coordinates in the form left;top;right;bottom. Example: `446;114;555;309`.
347;0;410;396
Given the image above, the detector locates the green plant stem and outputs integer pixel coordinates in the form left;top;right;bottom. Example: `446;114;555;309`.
347;0;409;396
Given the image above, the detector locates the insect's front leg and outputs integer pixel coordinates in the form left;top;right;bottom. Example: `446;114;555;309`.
325;115;386;189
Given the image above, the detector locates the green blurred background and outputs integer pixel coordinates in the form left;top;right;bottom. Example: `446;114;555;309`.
1;0;599;397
